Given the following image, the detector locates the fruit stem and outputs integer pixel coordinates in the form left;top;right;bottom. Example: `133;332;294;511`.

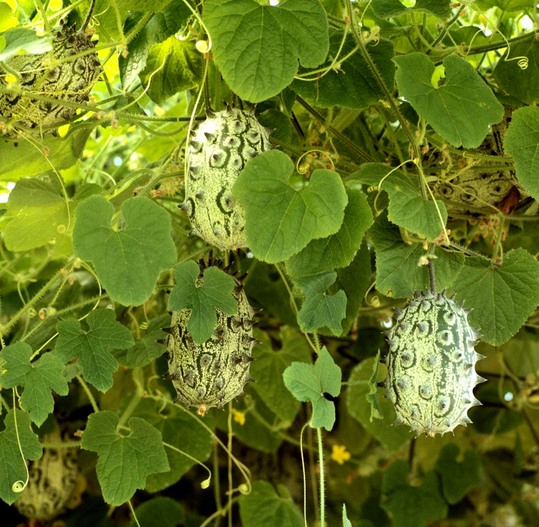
428;257;436;293
80;0;96;33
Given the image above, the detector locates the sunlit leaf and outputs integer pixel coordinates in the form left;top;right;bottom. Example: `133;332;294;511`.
73;195;177;306
204;0;329;102
394;53;504;148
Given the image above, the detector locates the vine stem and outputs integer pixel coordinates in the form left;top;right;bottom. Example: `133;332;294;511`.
76;375;99;413
1;269;63;335
295;96;374;163
317;427;325;527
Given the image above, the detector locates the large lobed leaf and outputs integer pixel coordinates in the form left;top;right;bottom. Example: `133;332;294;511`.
81;411;169;505
0;343;68;426
450;248;539;346
204;0;329;102
73;195;177;306
234;150;348;263
168;260;237;344
55;309;134;392
394;53;504;148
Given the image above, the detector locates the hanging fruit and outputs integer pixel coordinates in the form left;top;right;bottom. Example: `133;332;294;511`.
180;106;273;250
382;290;485;437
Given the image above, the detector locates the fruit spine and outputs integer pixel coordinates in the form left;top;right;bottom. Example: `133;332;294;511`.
165;260;258;416
0;21;101;133
382;290;485;437
180;106;273;250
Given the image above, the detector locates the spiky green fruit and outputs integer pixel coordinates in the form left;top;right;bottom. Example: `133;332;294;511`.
166;263;258;415
0;24;101;133
180;106;273;250
14;429;79;522
383;290;485;437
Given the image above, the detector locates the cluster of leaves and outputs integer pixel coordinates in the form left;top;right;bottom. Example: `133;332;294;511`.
0;0;539;526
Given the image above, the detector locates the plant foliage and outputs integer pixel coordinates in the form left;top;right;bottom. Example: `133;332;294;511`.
1;1;539;526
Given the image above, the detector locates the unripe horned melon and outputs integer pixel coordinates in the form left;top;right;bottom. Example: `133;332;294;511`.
180;106;273;251
165;261;258;416
383;290;485;437
0;23;101;133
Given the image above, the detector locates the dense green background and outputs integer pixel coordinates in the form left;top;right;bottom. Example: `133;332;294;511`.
1;0;539;526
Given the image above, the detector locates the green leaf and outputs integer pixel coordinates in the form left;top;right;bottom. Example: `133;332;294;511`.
55;309;135;392
366;350;383;421
234;150;348;263
239;480;304;527
73;195;177;306
394;53;504;148
129;497;184;527
112;315;170;368
286;189;373;278
81;410;169;506
115;0;172;10
352;164;447;240
291;32;395;110
139;36;203;103
0;343;68;426
0;3;18;32
120;0;195;89
283;347;341;430
0;27;52;61
4;176;69;251
168;260;237;344
0;128;91;180
0;409;43;505
132;398;213;493
334;241;372;335
493;35;539;105
371;0;451;19
368;211;465;298
250;328;312;423
504;106;539;201
382;460;448;527
450;248;539;345
204;0;329;102
294;272;347;336
346;358;413;452
434;444;481;504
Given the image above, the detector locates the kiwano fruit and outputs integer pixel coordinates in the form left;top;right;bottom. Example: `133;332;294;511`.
15;428;79;522
180;106;273;250
383;290;485;437
0;23;101;133
165;261;257;416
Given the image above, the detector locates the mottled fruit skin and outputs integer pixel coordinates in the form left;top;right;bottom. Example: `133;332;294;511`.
166;267;257;415
383;290;485;437
15;429;79;522
181;106;273;250
0;24;101;133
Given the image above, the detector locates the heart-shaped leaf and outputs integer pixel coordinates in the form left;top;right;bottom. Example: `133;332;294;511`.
394;53;504;148
233;150;348;263
204;0;329;102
